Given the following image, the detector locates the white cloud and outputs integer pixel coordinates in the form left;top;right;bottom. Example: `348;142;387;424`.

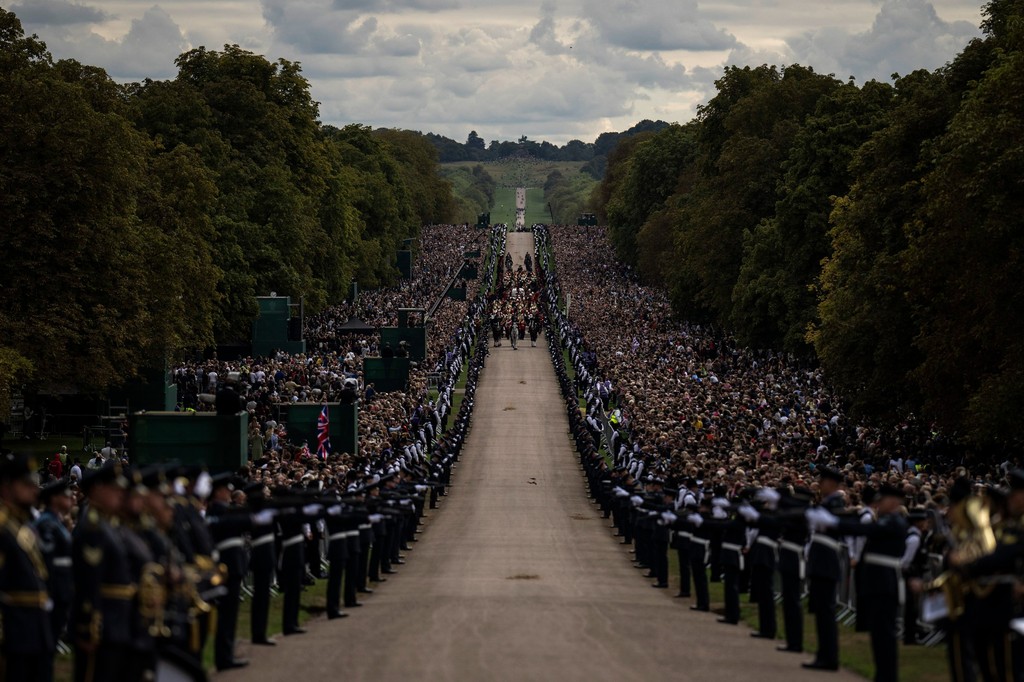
786;0;979;80
28;5;188;80
11;0;984;144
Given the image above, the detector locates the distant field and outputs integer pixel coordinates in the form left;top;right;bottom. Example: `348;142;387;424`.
443;159;589;190
450;157;598;225
492;186;548;226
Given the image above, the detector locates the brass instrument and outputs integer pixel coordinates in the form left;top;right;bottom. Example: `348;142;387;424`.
138;562;172;638
926;495;998;621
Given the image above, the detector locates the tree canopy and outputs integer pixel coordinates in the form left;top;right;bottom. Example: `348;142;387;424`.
0;9;456;398
591;0;1024;445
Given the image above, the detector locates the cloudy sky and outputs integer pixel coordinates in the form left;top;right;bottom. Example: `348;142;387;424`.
9;0;984;144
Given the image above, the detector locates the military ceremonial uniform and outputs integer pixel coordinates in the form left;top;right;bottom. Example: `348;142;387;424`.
72;506;134;682
831;495;909;682
33;491;73;647
0;499;55;681
246;486;277;645
777;495;811;653
206;489;250;670
805;486;846;670
747;508;780;639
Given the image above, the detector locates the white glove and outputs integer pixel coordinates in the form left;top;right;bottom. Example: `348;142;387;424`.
712;506;728;519
415;485;428;493
686;513;703;528
327;505;343;516
755;488;781;506
806;507;839;531
711;497;730;509
368;514;384;524
614;487;629;498
251;510;276;526
302;504;322;516
630;495;644;508
737;504;760;522
660;511;678;525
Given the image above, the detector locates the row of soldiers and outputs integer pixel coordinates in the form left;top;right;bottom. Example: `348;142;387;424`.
539;244;1024;682
0;294;492;682
0;449;456;681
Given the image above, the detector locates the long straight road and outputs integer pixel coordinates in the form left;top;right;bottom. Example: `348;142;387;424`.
226;232;860;681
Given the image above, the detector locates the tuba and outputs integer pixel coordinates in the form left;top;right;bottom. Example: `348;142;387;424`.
928;495;997;621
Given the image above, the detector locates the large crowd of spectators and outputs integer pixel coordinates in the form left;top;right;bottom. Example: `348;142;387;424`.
169;223;492;483
541;224;1016;516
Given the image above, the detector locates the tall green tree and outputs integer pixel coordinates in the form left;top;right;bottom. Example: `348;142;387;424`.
902;0;1024;440
673;65;841;320
0;9;217;392
731;80;895;351
811;70;957;416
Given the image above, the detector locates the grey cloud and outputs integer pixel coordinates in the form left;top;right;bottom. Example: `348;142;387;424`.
377;32;421;56
786;0;979;80
263;0;378;54
10;0;110;26
27;6;186;80
332;0;459;11
583;0;737;51
529;0;564;55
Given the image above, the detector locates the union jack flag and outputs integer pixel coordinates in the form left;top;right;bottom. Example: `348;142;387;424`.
316;405;331;459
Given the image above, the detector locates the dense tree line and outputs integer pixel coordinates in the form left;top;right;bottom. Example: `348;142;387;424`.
593;0;1024;445
0;9;456;399
424;120;669;176
439;164;497;223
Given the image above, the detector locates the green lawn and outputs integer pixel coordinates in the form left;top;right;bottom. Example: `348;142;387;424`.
443;159;589;189
654;553;949;681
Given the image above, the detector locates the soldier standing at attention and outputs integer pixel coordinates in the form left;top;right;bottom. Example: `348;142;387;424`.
72;461;133;682
245;482;278;646
808;483;909;682
34;479;74;651
206;474;250;670
803;466;846;671
0;452;55;681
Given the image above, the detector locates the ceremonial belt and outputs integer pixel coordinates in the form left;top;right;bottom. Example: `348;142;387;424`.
756;536;780;561
863;552;906;605
0;590;53;609
677;531;693;540
251;534;275;548
780;540;807;580
722;542;745;571
359;524;372;530
216;537;244;552
690;537;711;565
329;531;355;542
282;534;304;548
52;556;73;568
811;533;842;552
100;584;137;600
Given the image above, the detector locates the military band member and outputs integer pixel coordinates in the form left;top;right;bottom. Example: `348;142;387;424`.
72;461;133;682
34;479;74;650
0;452;55;682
